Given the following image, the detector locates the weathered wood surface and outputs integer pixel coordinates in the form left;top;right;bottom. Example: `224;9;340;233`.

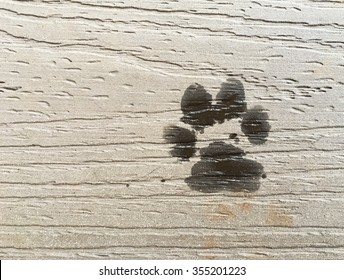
0;0;343;259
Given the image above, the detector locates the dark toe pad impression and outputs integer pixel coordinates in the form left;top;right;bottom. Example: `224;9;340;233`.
163;125;196;160
241;105;271;145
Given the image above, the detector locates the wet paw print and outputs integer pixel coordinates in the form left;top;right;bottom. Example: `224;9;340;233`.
163;78;271;192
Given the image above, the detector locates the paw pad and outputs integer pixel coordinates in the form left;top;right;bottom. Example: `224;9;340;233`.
164;78;271;192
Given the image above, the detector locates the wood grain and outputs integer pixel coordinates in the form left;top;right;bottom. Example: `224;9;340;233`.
0;0;343;259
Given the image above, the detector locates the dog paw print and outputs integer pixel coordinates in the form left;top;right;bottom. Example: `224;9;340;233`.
163;78;271;192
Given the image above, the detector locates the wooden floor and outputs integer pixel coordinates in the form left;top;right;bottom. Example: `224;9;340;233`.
0;0;343;259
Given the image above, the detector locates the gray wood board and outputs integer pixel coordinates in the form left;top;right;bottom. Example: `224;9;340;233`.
0;0;343;259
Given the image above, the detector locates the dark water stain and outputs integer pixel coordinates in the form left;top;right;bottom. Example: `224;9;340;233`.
185;142;265;192
180;83;215;132
214;79;247;123
165;78;270;192
241;105;271;145
163;125;196;160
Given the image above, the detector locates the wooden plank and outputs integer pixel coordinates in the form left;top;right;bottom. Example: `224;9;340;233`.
0;0;343;259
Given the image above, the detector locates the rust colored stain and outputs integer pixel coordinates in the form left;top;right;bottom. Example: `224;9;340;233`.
208;200;256;225
237;202;253;213
201;255;217;260
203;236;218;249
266;206;294;227
209;204;237;223
217;204;237;218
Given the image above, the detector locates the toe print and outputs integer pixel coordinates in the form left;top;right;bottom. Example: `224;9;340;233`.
215;78;247;123
180;83;214;132
241;105;271;145
163;126;196;160
164;78;271;192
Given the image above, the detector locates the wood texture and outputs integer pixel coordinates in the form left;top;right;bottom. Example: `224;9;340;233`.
0;0;343;259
